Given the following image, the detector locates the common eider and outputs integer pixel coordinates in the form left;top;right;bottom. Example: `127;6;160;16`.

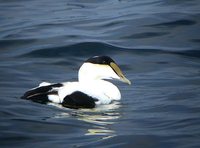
21;56;131;109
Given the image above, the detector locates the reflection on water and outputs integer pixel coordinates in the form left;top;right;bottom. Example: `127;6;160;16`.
50;102;120;138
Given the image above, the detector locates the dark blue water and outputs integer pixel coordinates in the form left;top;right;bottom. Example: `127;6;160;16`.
0;0;200;147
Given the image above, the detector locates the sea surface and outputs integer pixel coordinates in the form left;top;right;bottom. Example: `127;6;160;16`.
0;0;200;148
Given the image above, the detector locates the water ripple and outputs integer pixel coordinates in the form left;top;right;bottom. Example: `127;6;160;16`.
1;0;200;148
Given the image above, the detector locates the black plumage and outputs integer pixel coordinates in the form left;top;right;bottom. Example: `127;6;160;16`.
62;91;98;109
85;56;115;65
21;83;63;104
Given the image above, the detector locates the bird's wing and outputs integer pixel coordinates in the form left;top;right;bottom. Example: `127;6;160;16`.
21;83;63;104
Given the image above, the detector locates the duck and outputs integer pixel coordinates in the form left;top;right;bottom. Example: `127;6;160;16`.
21;56;131;109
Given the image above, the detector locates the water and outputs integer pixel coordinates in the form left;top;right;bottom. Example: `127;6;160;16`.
0;0;200;147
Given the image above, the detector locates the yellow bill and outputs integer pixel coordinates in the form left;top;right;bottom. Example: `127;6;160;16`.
110;62;131;85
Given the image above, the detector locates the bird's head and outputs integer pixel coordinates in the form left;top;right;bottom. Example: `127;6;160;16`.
78;56;131;85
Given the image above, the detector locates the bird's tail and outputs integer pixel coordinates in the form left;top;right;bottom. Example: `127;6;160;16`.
21;83;63;104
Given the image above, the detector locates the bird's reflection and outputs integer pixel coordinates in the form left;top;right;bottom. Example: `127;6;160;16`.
50;102;121;138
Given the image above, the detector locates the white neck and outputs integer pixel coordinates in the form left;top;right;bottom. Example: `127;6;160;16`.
78;63;121;101
78;63;98;82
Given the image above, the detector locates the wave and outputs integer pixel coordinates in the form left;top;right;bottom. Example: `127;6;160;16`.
20;42;200;59
147;19;196;28
20;42;117;58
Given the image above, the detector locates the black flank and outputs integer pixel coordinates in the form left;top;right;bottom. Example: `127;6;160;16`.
62;91;98;109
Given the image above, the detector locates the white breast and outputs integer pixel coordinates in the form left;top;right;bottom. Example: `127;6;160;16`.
56;80;121;105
